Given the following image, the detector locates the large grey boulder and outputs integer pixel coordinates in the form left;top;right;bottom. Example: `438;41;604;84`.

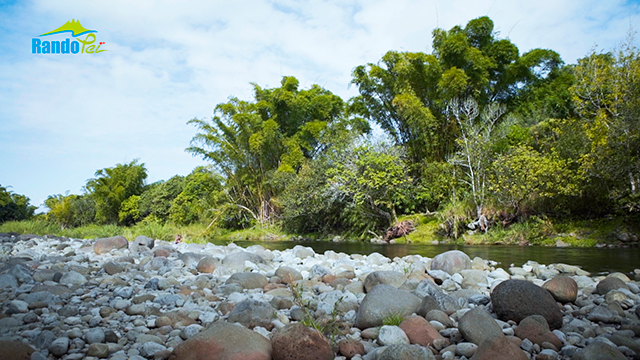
221;251;265;272
572;341;627;360
93;236;128;254
228;299;275;329
430;250;471;275
356;284;421;329
379;344;435;360
458;307;503;345
226;272;268;289
490;280;563;329
363;271;407;292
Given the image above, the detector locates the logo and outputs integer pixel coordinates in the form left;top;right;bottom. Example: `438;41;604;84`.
32;19;108;55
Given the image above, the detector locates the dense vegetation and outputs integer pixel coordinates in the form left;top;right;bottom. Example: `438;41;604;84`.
3;17;640;244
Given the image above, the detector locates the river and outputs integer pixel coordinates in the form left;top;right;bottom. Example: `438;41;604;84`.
210;240;640;275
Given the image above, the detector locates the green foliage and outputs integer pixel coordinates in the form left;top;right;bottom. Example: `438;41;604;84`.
0;184;36;223
351;16;562;164
86;160;148;225
187;76;363;228
169;167;225;225
138;176;185;222
45;193;95;229
382;314;405;326
490;145;582;214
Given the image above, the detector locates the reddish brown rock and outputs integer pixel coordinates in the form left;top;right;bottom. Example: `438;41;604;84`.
338;339;365;359
399;315;444;346
0;341;34;360
196;257;218;273
153;246;173;258
470;335;528;360
542;276;578;303
271;323;333;360
169;321;271;360
514;315;563;349
93;236;128;255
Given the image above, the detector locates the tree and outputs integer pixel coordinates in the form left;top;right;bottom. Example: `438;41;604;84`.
447;98;506;230
351;16;563;164
45;193;96;229
0;184;36;223
169;167;224;225
187;76;363;227
86;160;147;224
570;37;640;212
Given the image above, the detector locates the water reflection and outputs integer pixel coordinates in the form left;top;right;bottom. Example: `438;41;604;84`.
211;240;640;275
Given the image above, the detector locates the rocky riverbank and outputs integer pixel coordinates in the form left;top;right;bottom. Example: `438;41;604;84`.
0;233;639;360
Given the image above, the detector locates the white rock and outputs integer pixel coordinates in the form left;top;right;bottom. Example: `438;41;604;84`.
377;325;409;346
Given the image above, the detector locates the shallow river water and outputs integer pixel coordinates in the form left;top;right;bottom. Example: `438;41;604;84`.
210;240;640;275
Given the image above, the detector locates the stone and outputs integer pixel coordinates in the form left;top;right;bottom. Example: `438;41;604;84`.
292;245;315;259
542;276;578;303
274;266;303;285
221;251;265;272
103;261;124;275
86;327;106;344
596;276;629;295
94;236;128;254
140;342;167;358
458;307;504;345
363;271;407;292
0;273;18;289
491;280;563;329
572;341;627;360
399;315;444;346
378;325;410;345
470;335;528;360
34;330;57;349
87;343;109;358
48;337;70;357
170;321;271;360
133;235;155;250
587;305;621;323
356;284;421;329
425;309;453;327
196;257;218;273
227;299;275;329
59;271;87;286
514;315;562;349
378;344;435;360
271;323;333;360
338;339;364;359
456;342;478;358
226;272;268;289
0;340;34;360
430;250;472;275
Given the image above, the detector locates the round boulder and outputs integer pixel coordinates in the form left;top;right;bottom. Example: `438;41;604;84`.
542;276;578;303
458;307;503;345
490;280;563;329
513;315;562;349
356;284;421;329
275;266;303;285
470;335;528;360
596;276;629;295
399;315;444;346
227;299;275;329
363;271;407;292
169;321;271;360
430;250;471;275
196;257;218;273
338;339;364;359
572;341;627;360
271;323;333;360
221;252;265;272
226;272;268;290
93;236;128;254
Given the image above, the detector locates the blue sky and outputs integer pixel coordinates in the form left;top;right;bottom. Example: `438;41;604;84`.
1;0;639;211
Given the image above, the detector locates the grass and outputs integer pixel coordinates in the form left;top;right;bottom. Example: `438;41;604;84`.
390;214;442;244
382;314;405;326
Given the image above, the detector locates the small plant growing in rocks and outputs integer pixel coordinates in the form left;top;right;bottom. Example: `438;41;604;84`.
382;313;405;326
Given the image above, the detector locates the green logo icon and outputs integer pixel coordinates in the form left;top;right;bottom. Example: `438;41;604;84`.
40;19;96;37
32;19;108;55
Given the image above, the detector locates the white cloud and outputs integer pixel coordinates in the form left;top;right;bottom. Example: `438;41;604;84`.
1;0;639;209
